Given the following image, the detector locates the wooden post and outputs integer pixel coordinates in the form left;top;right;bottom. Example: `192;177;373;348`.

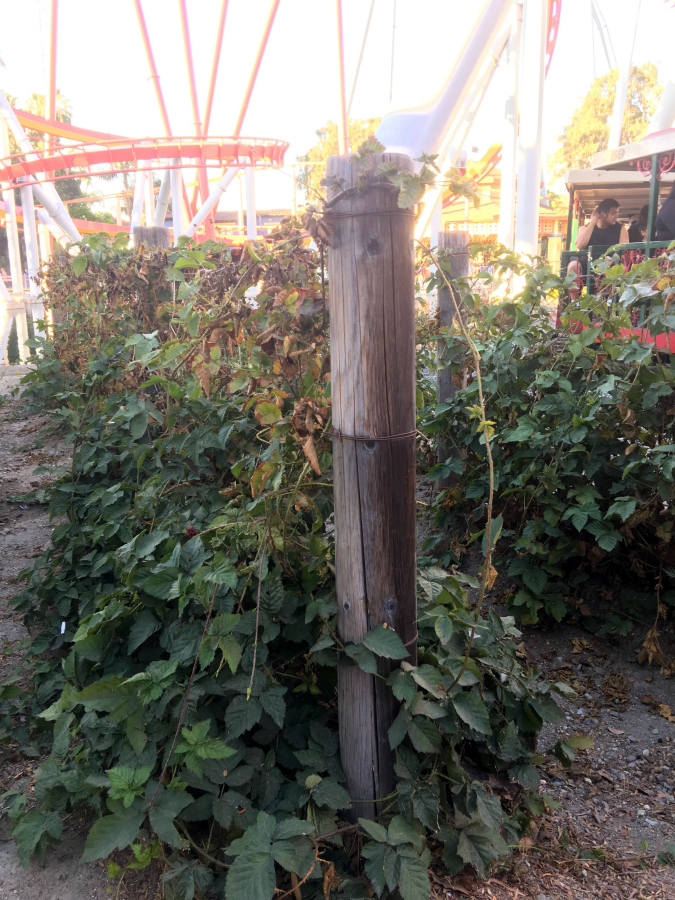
132;226;171;250
326;152;417;819
435;230;469;490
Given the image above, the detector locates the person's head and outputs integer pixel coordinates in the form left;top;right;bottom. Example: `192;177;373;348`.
638;204;649;236
596;198;620;225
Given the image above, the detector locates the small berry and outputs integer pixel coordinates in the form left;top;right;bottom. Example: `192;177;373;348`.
186;526;198;538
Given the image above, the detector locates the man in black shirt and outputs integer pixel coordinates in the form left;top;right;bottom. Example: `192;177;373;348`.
567;198;628;300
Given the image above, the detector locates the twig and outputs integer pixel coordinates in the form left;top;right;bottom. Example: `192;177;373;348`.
421;243;496;686
149;584;218;808
246;546;266;701
274;843;321;900
177;822;229;869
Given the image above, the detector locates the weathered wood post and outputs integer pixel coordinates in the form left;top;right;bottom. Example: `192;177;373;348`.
132;226;171;250
326;152;417;819
435;230;469;490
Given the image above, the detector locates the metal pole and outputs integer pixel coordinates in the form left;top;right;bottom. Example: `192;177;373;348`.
233;0;281;136
0;94;81;243
185;167;241;237
203;0;229;135
130;164;147;234
389;0;397;101
170;165;185;244
133;0;173;136
336;0;349;154
498;3;522;249
0;118;23;294
514;0;546;256
178;0;214;236
154;171;172;226
238;173;244;234
607;0;641;150
47;0;58;155
348;0;375;116
145;167;155;225
20;183;40;297
245;163;256;240
645;153;659;259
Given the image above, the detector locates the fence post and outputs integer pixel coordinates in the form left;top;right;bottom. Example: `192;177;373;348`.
435;230;469;490
326;152;417;819
132;226;171;250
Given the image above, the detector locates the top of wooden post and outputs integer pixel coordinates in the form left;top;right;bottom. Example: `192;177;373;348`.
325;151;413;207
132;226;171;250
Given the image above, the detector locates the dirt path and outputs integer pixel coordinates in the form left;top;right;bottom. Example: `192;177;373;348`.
0;366;116;899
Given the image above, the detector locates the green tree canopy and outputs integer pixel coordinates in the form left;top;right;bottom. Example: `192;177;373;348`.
299;117;381;202
548;63;662;181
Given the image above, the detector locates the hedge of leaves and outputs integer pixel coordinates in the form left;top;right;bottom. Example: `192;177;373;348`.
422;245;675;638
2;230;580;900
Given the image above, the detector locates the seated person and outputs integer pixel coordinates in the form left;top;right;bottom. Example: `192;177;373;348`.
628;204;649;242
656;184;675;242
566;198;628;300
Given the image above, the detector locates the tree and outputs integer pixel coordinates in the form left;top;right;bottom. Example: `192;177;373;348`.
299;117;381;202
548;63;662;181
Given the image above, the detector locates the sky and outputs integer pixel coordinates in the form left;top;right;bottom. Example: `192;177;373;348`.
0;0;673;214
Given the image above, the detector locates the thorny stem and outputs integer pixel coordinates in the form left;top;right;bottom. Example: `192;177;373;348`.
421;243;496;687
247;547;267;701
149;584;219;808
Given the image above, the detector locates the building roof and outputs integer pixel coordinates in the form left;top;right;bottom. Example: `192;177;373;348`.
592;128;675;172
564;168;675;218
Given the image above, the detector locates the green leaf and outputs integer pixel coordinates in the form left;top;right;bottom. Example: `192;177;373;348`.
388;815;424;852
127;610;161;653
451;692;491;734
407;717;442;753
389;670;416;706
274;818;316;840
148;787;193;848
311;776;350;810
141;568;181;600
457;823;508;877
522;566;547;595
226;696;263;738
205;555;238;589
71;255;88;276
396;847;431;900
12;810;62;866
362;841;388;896
358;818;389;843
565;733;594;750
434;615;453;644
606;496;637;521
81;805;145;862
260;687;286;729
225;851;276;900
130;412;148;440
361;624;408;659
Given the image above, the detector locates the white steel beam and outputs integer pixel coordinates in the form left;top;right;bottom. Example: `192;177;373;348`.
514;0;546;257
185;167;241;238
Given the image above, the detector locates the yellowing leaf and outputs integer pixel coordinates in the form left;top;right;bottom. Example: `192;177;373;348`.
255;401;282;426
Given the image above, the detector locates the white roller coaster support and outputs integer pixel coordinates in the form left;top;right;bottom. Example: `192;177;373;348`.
130;164;147;234
607;1;641;150
514;0;547;257
648;73;675;134
185;167;241;238
414;22;510;240
0;92;81;244
36;207;69;248
0;116;23;294
153;170;172;226
170;164;185;244
246;164;257;240
375;0;513;159
19;182;40;297
145;167;155;225
498;3;522;250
